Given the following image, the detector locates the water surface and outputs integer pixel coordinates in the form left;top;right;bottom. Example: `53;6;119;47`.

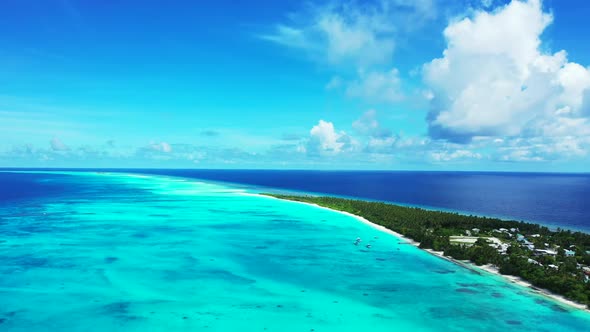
1;171;589;331
122;169;590;231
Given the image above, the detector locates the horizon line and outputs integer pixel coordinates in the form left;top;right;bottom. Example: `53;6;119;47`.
0;167;588;175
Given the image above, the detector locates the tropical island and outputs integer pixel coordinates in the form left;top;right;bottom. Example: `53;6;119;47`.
263;194;590;308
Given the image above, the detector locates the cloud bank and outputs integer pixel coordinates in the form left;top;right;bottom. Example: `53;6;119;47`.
423;0;590;144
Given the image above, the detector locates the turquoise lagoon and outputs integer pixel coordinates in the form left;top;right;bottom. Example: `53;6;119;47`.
1;172;590;331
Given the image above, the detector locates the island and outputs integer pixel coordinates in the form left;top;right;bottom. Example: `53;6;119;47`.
263;194;590;309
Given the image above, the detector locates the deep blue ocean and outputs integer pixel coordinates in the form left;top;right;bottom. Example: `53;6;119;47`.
2;169;590;232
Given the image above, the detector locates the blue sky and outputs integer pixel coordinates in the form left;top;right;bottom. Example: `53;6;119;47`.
1;0;589;171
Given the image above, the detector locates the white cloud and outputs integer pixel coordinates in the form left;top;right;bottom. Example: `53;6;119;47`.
307;120;356;156
346;68;404;103
494;135;590;162
263;25;309;49
50;137;69;151
309;120;344;154
317;12;394;66
423;0;590;142
366;136;398;153
262;1;437;106
261;0;435;68
149;142;172;153
431;149;482;162
499;148;543;162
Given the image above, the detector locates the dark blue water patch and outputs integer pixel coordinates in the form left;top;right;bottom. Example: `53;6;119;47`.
550;304;570;313
104;257;119;264
100;301;144;322
535;298;552;306
506;320;522;325
15;223;56;234
0;172;75;205
433;269;456;274
0;172;152;208
1;254;50;269
349;283;398;293
131;232;150;238
455;288;479;294
456;282;483;288
1;254;79;271
102;301;131;315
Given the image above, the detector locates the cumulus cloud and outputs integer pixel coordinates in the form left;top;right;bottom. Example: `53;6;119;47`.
304;116;432;160
309;120;344;154
307;120;356;156
423;0;590;143
50;137;69;151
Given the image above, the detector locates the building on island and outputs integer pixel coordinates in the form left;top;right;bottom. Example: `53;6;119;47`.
534;249;557;256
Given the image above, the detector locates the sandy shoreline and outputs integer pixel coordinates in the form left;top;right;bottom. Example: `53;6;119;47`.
254;193;590;313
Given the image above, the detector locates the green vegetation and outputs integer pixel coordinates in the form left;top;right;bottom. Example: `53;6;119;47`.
264;194;590;308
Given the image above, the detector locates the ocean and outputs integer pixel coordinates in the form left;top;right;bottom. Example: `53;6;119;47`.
1;170;590;331
21;169;588;231
133;169;590;231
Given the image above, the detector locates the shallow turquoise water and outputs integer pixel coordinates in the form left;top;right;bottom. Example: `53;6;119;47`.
1;172;590;331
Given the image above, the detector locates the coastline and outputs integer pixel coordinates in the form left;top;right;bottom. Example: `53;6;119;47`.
254;193;590;314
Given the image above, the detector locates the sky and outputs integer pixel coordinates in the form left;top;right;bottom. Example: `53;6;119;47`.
1;0;590;171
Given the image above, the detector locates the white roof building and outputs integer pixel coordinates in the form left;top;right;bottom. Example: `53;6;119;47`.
534;249;557;256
